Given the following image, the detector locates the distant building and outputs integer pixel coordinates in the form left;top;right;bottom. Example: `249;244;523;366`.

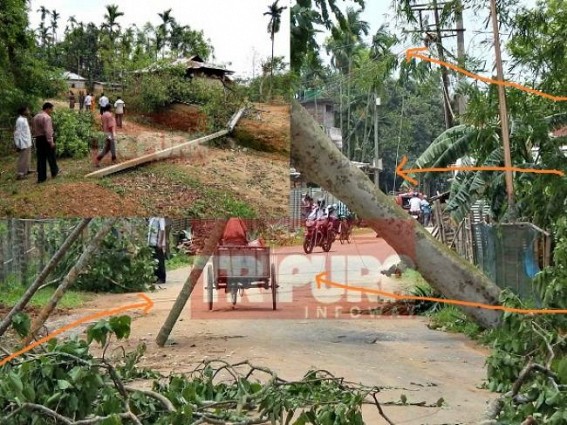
298;90;343;150
93;81;123;95
63;71;87;91
133;55;235;86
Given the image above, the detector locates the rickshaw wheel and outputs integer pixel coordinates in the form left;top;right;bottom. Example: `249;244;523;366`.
271;263;277;310
207;264;214;311
230;285;238;307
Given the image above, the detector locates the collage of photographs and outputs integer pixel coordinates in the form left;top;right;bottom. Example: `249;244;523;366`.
1;0;566;423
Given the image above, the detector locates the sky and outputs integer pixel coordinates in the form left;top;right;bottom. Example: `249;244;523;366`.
28;0;291;79
316;0;538;80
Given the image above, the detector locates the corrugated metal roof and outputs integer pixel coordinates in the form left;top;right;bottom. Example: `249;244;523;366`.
133;55;234;75
63;71;86;81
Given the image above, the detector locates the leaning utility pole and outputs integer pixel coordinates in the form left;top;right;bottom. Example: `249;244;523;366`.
489;0;516;215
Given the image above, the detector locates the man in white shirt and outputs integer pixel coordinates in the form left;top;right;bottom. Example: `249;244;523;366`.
14;106;33;180
148;217;167;284
114;97;125;128
84;93;92;112
98;92;109;116
409;193;422;215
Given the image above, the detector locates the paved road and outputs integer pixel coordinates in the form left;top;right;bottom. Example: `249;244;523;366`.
79;232;494;424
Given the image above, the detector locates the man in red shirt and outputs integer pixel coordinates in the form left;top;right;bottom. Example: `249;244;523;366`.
95;104;117;167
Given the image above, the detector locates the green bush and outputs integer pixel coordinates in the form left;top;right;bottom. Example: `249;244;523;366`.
125;66;245;131
51;109;96;158
46;220;156;293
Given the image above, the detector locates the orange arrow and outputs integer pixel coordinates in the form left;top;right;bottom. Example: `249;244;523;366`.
396;155;564;186
315;272;567;315
406;46;567;102
0;293;153;367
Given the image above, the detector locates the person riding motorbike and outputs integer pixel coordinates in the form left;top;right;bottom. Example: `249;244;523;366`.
408;192;422;220
307;198;327;221
326;204;340;232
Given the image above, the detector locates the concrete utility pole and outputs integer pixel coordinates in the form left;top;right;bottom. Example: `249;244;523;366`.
489;0;516;214
432;0;454;129
374;95;381;188
455;0;467;116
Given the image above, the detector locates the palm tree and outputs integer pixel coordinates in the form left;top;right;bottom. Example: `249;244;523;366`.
264;0;287;97
103;4;124;39
66;15;77;34
157;9;175;58
325;7;369;158
37;6;50;45
50;10;60;44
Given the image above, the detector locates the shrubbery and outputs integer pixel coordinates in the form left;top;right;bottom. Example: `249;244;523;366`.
125;66;246;131
47;219;156;293
51;110;99;158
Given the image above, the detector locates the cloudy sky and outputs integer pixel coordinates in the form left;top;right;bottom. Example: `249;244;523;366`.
28;0;291;79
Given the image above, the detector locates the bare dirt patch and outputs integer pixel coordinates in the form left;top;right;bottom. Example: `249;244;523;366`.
1;182;145;217
234;103;290;154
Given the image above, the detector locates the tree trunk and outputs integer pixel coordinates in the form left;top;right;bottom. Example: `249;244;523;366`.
270;33;275;101
291;101;502;329
22;218;115;345
0;219;92;338
38;222;46;274
156;219;228;347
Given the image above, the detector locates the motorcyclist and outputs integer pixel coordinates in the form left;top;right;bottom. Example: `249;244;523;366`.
326;203;340;232
409;192;422;220
308;198;327;221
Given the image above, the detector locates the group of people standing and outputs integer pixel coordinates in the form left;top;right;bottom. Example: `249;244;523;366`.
13;91;128;180
14;103;60;183
68;90;126;126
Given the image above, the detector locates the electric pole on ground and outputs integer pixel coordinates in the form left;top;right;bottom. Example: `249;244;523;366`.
489;0;516;215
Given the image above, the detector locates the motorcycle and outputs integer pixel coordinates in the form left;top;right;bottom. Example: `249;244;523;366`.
409;210;421;223
303;218;336;254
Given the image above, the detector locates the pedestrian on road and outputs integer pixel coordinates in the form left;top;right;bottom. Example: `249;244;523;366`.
148;217;167;284
95;104;117;166
98;92;109;115
13;105;33;180
114;96;125;128
32;102;60;183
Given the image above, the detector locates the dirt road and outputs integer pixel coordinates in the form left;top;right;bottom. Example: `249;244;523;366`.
70;233;494;424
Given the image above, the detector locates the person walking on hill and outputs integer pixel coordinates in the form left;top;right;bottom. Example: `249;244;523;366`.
32;102;60;183
14;106;33;180
69;91;76;109
98;92;109;115
114;96;125;128
95;104;117;167
84;92;92;112
79;91;85;111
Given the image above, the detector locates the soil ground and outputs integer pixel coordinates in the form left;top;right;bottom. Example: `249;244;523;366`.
42;233;495;425
0;102;289;218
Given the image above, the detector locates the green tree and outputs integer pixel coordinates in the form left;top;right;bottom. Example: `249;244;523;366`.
264;0;288;98
157;8;174;59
